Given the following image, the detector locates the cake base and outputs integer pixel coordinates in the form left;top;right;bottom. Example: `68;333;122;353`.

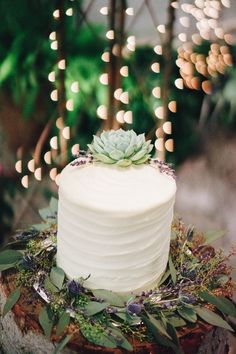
0;272;230;354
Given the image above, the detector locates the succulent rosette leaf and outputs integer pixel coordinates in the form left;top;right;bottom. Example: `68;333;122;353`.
87;129;153;167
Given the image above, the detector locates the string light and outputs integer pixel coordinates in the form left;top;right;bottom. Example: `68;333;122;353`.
116;110;125;123
62;126;70;139
56;117;64;129
15;160;22;173
71;144;80;155
50;136;58;150
155;138;164;151
97;105;108;119
44;151;52;164
99;73;109;85
100;7;108;15
101;52;110;62
124;111;132;124
53;9;60;19
157;25;166;34
71;81;79;93
58;59;66;70
152;87;161;98
27;159;35;173
163;121;172;135
48;71;56;82
66;8;73;16
49;31;56;40
154;106;164;119
50;90;58;101
21;175;29;189
34;167;42;181
154;45;162;55
120;66;129;77
175;78;184;89
106;30;114;40
165;139;174;152
155;127;163;138
114;88;123;100
125;7;134;16
49;168;57;181
168;101;177;113
120;92;129;104
66;99;74;111
151;62;160;73
50;41;58;50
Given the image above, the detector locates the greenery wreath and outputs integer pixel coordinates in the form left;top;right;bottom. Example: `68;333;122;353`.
0;197;236;354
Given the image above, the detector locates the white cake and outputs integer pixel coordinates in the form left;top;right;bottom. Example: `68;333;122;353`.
57;161;176;293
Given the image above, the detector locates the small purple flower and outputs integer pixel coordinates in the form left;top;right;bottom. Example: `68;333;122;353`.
179;292;196;304
16;229;39;240
126;303;142;315
67;280;82;296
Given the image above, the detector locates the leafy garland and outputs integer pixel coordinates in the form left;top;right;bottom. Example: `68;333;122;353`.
0;198;236;354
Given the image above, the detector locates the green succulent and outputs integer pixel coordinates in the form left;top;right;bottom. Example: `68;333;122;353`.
87;129;153;167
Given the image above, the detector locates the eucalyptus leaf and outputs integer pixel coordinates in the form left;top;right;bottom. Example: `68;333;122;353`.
0;263;19;271
50;267;65;290
115;312;141;325
84;301;109;316
195;307;233;331
53;334;72;354
142;315;179;353
168;255;177;284
92;289;131;307
167;316;186;328
204;230;227;245
56;311;70;336
39;306;55;338
166;321;181;348
108;326;133;351
80;327;117;348
44;276;60;293
147;313;172;339
178;307;197;323
0;249;22;265
198;291;236;318
3;287;21;316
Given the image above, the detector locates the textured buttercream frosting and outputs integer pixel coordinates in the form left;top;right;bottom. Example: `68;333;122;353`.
57;162;176;293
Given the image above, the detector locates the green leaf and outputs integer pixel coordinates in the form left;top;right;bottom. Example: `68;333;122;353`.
0;263;19;271
147;313;171;339
115;312;141;326
204;230;227;245
92;289;131;307
116;159;132;167
44;276;59;293
0;249;22;265
50;267;65;290
84;301;109;316
178;307;197;323
3;287;21;316
159;270;171;286
108;326;133;351
168;316;186;328
166;321;181;348
56;311;70;336
142;315;180;353
168;256;177;284
198;291;236;318
53;334;72;354
80;327;117;348
39;306;55;338
95;153;116;164
195;307;233;331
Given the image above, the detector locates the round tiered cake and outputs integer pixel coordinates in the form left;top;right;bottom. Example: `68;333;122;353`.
57;130;176;292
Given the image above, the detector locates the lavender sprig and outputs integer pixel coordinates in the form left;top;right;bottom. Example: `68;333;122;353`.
149;158;176;179
70;150;93;167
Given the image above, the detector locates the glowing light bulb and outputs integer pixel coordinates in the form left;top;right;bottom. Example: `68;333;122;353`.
165;139;174;152
49;168;57;181
151;62;160;73
71;144;80;155
49;31;56;40
152;87;161;98
155;127;163;138
120;66;129;77
126;7;134;15
180;16;190;27
168;101;177;113
97;105;107;119
120;92;129;104
106;30;114;40
155;138;164;151
66;8;73;16
62;126;70;139
171;1;179;9
114;88;123;100
58;59;66;70
50;41;58;50
53;9;60;18
66;99;74;111
116;110;125;123
202;80;212;94
163;121;172;135
71;81;79;93
21;175;29;188
101;52;110;62
15;160;22;173
124;111;132;124
100;6;108;15
56;117;64;129
34;167;42;181
48;71;55;82
154;45;162;55
175;78;184;89
154;106;164;119
215;27;224;39
27;159;35;172
44;151;52;164
50;136;58;150
50;90;58;101
157;25;166;33
99;73;108;85
178;33;187;42
221;0;230;7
